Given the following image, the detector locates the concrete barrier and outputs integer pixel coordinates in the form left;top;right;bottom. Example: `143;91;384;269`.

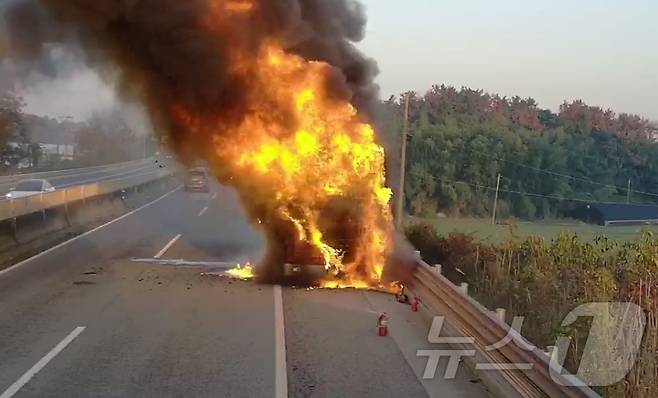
0;169;171;222
0;174;178;268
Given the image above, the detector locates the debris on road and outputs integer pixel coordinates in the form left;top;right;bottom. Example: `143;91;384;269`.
72;280;96;285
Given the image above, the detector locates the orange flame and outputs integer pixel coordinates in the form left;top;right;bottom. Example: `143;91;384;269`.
224;1;255;13
226;263;256;280
175;6;393;288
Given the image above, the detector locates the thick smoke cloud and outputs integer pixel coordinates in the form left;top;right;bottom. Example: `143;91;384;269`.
2;0;380;146
3;0;389;284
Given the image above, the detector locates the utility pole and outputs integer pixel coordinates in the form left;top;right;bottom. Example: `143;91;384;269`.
395;93;410;230
491;173;501;225
627;178;632;204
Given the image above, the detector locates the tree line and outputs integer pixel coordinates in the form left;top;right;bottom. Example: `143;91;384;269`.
0;91;148;173
378;85;658;220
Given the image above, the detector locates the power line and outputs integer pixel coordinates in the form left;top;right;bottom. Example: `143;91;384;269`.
458;147;658;199
413;172;645;205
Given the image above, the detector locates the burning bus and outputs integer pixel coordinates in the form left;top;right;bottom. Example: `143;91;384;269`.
272;196;366;284
17;1;395;289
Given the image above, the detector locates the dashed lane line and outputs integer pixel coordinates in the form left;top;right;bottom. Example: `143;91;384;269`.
154;234;182;259
0;186;182;278
274;285;288;398
198;206;208;217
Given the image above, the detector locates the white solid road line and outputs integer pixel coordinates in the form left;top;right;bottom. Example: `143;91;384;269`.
154;234;182;259
211;192;217;200
0;186;182;278
273;285;288;398
198;206;208;217
0;326;86;398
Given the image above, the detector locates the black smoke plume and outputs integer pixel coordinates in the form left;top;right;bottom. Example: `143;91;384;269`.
2;0;379;142
3;0;389;284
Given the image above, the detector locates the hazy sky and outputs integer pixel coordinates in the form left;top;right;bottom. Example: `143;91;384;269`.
359;0;658;120
12;0;658;121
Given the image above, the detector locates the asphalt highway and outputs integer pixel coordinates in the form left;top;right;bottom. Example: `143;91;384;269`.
0;180;491;398
0;159;163;196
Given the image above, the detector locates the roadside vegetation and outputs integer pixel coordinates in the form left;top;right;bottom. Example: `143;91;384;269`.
407;221;657;397
412;216;658;243
388;86;658;395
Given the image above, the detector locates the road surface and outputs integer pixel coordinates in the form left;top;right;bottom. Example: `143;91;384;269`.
0;159;163;197
0;180;491;397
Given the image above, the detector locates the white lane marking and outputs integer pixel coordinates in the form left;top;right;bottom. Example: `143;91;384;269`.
0;326;86;398
198;206;208;217
273;285;288;398
0;186;182;278
211;192;217;200
154;234;182;259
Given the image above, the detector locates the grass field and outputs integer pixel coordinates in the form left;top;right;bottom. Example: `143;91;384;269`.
411;216;658;243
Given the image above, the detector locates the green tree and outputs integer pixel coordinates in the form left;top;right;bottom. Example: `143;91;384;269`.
0;92;27;171
0;92;23;145
28;143;42;168
386;85;658;220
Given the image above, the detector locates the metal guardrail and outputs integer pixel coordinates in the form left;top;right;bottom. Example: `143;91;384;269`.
0;168;172;222
412;260;601;398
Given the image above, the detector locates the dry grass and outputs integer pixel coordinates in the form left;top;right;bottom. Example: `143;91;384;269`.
412;216;658;243
406;222;658;398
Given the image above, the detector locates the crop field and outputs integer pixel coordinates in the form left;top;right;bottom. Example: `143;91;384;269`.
413;216;658;243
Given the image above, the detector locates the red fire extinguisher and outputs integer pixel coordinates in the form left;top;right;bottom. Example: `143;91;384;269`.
377;313;389;336
411;296;421;312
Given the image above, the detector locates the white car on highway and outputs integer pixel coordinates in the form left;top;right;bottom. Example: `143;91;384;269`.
5;179;56;199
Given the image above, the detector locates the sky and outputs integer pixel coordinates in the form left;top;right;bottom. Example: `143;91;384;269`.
359;0;658;120
8;0;658;121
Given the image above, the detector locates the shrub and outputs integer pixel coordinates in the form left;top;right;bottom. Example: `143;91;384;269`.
406;221;658;397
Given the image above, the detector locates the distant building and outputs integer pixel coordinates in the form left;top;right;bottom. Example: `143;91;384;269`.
39;142;75;159
573;203;658;226
23;115;81;160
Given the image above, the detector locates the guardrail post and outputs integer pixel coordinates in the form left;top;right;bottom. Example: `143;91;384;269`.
495;308;506;322
8;199;17;242
433;264;442;275
63;189;71;226
458;282;469;295
40;193;46;224
10;217;18;243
